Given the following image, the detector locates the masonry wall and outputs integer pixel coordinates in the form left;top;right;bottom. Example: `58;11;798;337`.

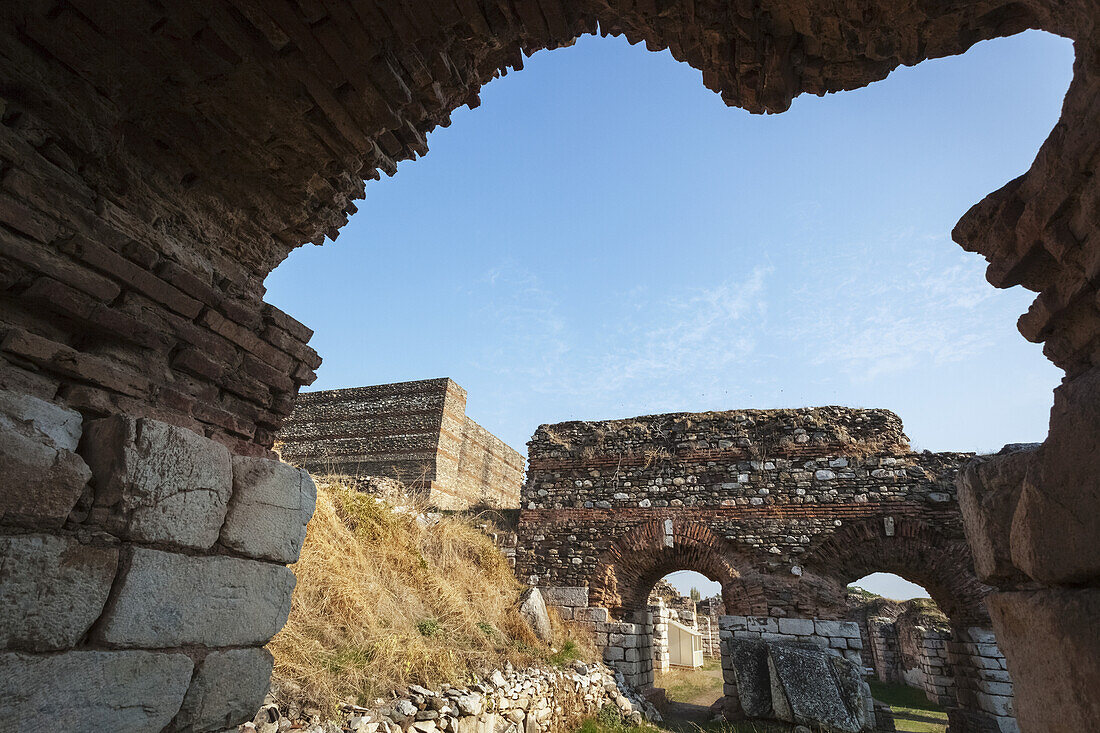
517;408;983;621
278;379;523;509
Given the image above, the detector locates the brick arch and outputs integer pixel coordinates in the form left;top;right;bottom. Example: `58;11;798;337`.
588;519;758;617
801;517;991;625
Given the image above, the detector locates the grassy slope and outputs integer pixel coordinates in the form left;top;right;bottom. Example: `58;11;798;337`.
269;480;590;712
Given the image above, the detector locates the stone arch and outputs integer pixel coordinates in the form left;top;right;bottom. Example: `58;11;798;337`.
801;517;990;625
588;518;760;617
0;0;1097;730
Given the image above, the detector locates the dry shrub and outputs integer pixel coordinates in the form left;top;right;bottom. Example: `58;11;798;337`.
269;480;570;713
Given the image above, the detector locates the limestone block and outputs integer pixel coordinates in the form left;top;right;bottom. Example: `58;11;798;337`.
0;650;192;731
0;533;117;651
0;390;90;527
81;415;232;549
777;618;814;635
517;588;552;642
221;456;316;563
99;548;295;647
540;587;588;608
1011;368;1100;582
986;588;1100;732
723;637;773;718
956;446;1036;583
173;648;275;733
767;644;867;733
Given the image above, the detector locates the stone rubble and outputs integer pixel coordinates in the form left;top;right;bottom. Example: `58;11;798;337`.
240;662;661;733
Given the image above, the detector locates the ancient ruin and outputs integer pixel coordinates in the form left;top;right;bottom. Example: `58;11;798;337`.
518;408;1016;731
277;378;523;509
0;0;1096;730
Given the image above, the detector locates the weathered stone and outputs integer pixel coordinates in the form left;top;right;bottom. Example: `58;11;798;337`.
1010;369;1100;583
174;648;275;733
517;587;552;642
0;390;90;527
99;548;295;647
0;533;118;651
986;589;1100;733
957;446;1037;583
0;650;193;731
722;637;772;718
81;415;232;549
767;643;867;733
221;456;316;563
540;587;588;609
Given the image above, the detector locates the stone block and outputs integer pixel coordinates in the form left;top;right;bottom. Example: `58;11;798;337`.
768;644;867;733
1010;368;1100;582
517;588;552;642
81;415;232;549
0;650;192;731
221;456;316;563
777;618;815;636
986;588;1100;732
603;647;624;662
957;447;1035;584
575;607;609;623
99;548;295;647
0;533;117;651
0;390;90;527
723;637;772;718
173;648;275;733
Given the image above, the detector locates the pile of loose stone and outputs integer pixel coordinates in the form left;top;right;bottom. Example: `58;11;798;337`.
241;661;661;733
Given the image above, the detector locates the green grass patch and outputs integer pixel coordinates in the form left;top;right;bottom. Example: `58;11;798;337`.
869;681;948;733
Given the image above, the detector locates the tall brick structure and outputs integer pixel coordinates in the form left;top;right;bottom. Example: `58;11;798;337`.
277;378;523;509
0;0;1097;730
519;408;1016;731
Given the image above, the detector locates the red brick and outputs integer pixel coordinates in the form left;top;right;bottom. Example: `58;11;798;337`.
263;302;314;343
171;346;225;381
263;323;322;369
2;328;152;397
60;234;202;318
0;228;120;301
241;353;295;392
198;308;294;372
23;277;164;349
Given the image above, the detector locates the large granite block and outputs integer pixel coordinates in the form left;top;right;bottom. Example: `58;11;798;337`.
0;390;90;527
221;456;316;563
81;415;232;549
99;548;295;647
173;648;274;733
0;533;117;650
0;650;192;731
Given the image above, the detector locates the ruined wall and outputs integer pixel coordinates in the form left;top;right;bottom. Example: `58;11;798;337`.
0;0;1097;729
520;408;1018;731
278;379;522;509
517;408;985;622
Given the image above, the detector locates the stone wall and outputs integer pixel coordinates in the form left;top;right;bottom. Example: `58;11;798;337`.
1;0;1098;729
517;408;986;623
0;403;316;730
245;661;662;733
277;379;523;509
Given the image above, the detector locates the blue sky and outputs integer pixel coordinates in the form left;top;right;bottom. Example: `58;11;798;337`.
266;30;1073;599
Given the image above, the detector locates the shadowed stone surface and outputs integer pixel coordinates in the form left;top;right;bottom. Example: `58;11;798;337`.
173;648;275;733
987;589;1100;733
81;415;232;549
221;456;316;564
99;548;295;648
0;650;193;732
722;637;773;718
0;533;117;651
0;390;90;528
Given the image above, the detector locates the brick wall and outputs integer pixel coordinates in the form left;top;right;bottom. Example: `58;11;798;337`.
278;379;523;509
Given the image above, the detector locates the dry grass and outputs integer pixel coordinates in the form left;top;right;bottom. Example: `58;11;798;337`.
269;479;587;713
